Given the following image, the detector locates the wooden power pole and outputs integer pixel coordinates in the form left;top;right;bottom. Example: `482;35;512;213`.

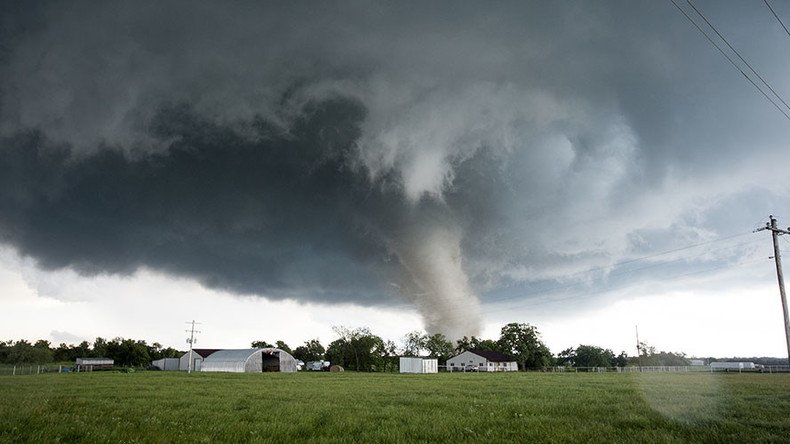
185;320;201;373
757;216;790;366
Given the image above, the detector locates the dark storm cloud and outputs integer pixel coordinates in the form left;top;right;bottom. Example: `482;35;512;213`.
1;1;789;335
0;98;394;300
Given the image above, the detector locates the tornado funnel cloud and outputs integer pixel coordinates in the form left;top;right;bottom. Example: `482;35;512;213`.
392;224;482;339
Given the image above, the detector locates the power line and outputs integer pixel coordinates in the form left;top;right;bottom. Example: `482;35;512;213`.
390;231;755;313
668;0;790;121
763;0;790;40
481;235;761;308
477;256;767;318
386;233;764;325
685;0;790;114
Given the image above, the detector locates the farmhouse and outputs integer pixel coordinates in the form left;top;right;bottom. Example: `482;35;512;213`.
447;350;518;372
399;357;438;373
179;348;220;371
200;348;298;373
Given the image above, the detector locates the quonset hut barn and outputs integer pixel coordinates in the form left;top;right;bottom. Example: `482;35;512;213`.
201;348;298;373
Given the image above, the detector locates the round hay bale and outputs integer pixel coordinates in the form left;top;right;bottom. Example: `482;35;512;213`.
329;365;344;372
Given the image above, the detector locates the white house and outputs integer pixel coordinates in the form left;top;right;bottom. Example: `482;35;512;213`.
399;357;438;373
447;350;518;372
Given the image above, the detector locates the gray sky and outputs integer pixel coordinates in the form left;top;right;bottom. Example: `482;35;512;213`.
1;1;789;355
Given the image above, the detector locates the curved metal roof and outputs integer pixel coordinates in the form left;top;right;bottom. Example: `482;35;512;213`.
203;348;260;361
200;348;298;372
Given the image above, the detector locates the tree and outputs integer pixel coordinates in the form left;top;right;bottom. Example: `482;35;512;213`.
292;339;325;362
380;339;399;372
32;339;54;364
613;351;629;368
275;340;292;354
251;340;273;348
105;338;150;367
455;336;475;353
8;340;35;364
402;331;427;357
635;342;689;366
573;345;614;368
0;340;11;363
475;339;502;352
325;326;386;371
556;347;576;367
147;342;181;360
424;333;454;362
455;336;500;353
93;337;108;358
497;323;553;370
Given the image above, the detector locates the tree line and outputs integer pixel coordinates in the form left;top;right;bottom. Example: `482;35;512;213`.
0;338;181;367
3;322;690;370
255;323;690;371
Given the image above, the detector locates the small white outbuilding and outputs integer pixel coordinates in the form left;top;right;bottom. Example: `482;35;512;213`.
399;357;438;373
179;349;220;371
151;358;180;371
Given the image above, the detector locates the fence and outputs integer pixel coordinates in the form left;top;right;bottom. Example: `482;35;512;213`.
548;366;699;373
0;365;72;376
548;365;790;373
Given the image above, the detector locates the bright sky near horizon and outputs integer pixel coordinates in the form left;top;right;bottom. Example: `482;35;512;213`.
1;1;789;358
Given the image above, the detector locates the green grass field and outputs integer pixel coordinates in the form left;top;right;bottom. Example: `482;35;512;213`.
1;371;789;443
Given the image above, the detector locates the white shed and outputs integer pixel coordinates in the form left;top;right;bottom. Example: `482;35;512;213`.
179;349;220;371
399;357;438;373
151;358;180;371
447;350;518;372
201;348;298;373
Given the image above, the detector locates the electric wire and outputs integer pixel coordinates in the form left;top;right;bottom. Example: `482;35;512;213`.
388;232;754;313
475;235;763;309
390;231;758;314
668;0;790;121
482;246;764;312
763;0;790;40
685;0;790;114
467;256;768;321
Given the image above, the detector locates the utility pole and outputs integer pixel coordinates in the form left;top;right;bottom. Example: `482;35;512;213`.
635;325;643;372
185;320;201;373
756;215;790;366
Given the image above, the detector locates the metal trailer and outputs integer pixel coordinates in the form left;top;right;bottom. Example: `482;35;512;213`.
710;362;756;370
306;360;331;371
75;357;114;371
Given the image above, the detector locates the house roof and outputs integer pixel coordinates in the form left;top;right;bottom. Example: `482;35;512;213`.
467;349;516;362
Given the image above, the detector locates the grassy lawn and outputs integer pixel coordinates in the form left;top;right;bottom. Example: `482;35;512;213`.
1;371;789;443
